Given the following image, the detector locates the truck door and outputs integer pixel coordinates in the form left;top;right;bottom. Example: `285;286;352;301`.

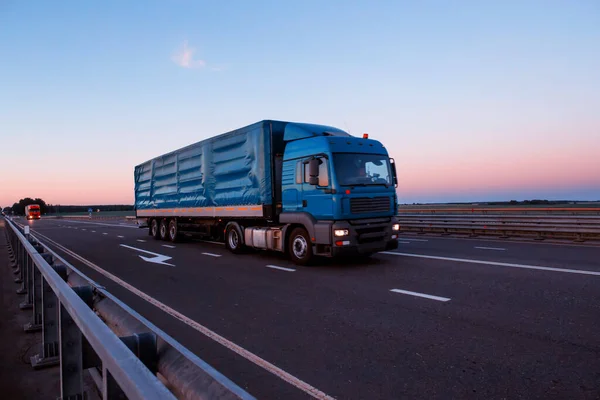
300;156;334;219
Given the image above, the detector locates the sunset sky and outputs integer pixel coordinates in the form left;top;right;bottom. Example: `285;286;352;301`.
1;0;599;207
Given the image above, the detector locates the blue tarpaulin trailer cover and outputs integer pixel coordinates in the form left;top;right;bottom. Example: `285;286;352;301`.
134;121;279;214
134;120;351;218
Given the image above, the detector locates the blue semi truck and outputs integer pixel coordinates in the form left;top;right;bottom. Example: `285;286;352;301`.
134;120;400;265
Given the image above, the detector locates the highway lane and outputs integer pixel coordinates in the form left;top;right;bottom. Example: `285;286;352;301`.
18;217;600;399
394;233;600;272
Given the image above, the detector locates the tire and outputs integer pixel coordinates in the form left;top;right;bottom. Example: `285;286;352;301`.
168;219;179;243
159;219;168;240
150;219;160;239
225;224;244;254
288;227;313;266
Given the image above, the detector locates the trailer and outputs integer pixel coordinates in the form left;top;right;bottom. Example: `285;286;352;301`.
134;120;400;265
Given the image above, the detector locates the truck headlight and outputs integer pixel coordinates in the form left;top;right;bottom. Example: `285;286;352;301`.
392;224;400;231
334;229;349;237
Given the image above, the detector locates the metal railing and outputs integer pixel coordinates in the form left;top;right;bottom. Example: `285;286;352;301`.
395;214;600;242
3;216;255;400
397;207;600;215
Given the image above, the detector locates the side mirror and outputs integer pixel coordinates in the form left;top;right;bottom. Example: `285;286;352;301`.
390;158;398;188
307;158;320;185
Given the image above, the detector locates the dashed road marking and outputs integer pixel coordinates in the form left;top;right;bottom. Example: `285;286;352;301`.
390;289;450;302
265;265;296;272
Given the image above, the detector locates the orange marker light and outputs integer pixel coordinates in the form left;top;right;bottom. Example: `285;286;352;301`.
363;133;369;139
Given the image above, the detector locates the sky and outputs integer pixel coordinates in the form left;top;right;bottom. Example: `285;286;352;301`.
1;0;599;206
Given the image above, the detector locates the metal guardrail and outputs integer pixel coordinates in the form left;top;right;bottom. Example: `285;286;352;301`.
398;207;600;215
396;214;600;242
3;217;255;400
40;215;137;221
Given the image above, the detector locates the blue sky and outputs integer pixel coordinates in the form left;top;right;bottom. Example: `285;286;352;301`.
1;0;599;206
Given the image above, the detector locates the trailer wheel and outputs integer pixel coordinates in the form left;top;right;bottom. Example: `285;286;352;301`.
150;219;160;239
159;219;168;240
225;225;244;254
168;219;179;242
288;227;313;266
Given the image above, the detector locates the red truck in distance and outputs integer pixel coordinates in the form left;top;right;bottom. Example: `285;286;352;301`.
25;204;41;220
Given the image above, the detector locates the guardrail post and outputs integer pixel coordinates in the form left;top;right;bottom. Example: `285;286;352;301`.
24;260;43;333
59;301;85;399
120;333;158;374
101;333;158;400
102;366;127;400
31;264;68;369
19;252;34;309
13;241;23;282
58;286;94;400
16;244;30;294
9;240;17;268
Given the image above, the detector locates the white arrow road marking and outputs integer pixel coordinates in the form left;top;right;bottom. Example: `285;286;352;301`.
119;244;175;267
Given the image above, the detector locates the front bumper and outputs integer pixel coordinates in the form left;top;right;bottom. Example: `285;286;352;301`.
328;217;399;256
332;238;398;257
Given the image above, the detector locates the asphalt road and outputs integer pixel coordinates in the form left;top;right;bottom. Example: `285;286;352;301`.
16;217;600;399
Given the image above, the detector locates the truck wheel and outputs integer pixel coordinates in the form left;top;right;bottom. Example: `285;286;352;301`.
159;219;168;240
168;219;179;242
288;227;313;266
150;219;160;239
225;225;244;254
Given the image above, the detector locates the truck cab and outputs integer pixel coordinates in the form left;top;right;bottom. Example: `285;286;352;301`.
275;123;400;263
25;204;41;220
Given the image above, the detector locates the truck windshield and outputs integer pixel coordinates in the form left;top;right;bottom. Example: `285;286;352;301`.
333;153;392;187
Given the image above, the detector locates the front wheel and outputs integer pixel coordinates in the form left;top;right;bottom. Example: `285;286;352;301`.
288;227;313;266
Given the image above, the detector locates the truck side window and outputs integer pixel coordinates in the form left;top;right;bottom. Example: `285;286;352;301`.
296;161;303;184
303;157;329;187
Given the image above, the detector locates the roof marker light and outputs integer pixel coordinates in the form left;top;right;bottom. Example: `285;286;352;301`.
363;133;369;139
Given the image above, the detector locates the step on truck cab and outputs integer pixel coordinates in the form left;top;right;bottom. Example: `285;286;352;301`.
134;120;399;265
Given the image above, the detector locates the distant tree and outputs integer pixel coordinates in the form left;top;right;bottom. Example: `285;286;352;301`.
10;197;49;215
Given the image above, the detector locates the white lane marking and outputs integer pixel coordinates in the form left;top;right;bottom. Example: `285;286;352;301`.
395;233;600;249
265;265;296;272
119;244;174;266
390;289;451;302
199;240;225;246
162;244;176;249
398;238;428;242
61;220;138;229
202;252;221;257
102;233;108;235
137;239;147;243
398;241;411;244
82;229;87;231
91;230;96;233
381;252;600;276
474;246;505;251
30;231;334;400
117;235;125;238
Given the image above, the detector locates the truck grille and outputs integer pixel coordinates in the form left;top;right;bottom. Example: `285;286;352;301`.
350;197;390;214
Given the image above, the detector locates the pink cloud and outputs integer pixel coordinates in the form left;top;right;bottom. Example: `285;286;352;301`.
171;40;206;69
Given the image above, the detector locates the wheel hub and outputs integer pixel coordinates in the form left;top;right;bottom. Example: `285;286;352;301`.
293;236;307;258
